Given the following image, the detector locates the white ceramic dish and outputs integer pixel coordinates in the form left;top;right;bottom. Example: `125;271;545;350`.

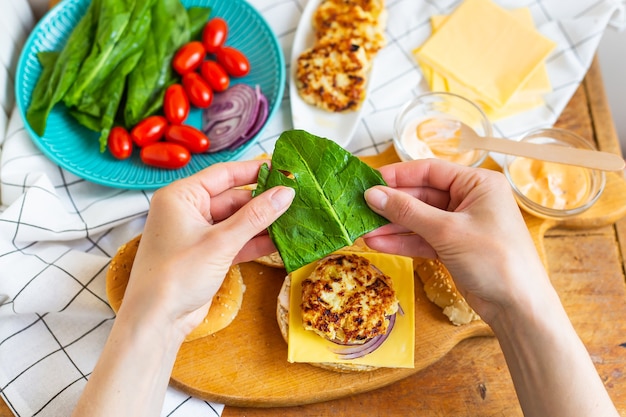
289;0;375;148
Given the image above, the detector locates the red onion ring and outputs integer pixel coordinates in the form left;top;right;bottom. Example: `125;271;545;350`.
203;83;260;152
226;85;269;150
330;312;397;360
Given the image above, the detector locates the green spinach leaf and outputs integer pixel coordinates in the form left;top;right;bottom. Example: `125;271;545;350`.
63;0;155;108
254;130;389;273
187;7;213;40
64;0;157;151
25;0;99;136
123;0;191;127
29;51;60;105
75;47;145;151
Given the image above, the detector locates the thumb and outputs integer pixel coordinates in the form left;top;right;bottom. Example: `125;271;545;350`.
220;185;295;243
364;185;448;240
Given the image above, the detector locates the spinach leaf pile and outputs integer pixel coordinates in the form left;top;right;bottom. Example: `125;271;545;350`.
254;130;390;273
26;0;211;152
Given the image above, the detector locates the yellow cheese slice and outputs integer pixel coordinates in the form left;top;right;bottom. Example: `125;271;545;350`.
415;0;556;109
416;9;551;120
434;70;546;120
416;11;550;119
288;251;415;368
483;94;545;120
424;10;551;96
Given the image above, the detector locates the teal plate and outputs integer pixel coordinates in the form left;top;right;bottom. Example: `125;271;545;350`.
15;0;285;190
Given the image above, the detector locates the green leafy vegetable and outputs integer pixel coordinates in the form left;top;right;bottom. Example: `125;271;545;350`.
187;7;213;39
26;0;99;136
25;50;60;133
63;0;157;151
254;130;390;273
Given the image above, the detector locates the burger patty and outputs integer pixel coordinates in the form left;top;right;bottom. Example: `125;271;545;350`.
301;253;398;344
295;38;369;112
312;0;386;59
328;0;386;18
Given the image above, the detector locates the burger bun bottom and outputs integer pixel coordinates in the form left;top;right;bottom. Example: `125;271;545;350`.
106;234;245;342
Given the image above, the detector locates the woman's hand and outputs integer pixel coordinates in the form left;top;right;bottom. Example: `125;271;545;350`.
362;158;548;323
72;160;294;417
121;159;295;339
363;158;619;417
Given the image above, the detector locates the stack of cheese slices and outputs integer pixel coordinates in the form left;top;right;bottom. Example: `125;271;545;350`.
414;0;556;120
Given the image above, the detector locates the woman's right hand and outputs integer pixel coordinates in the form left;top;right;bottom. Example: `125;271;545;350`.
362;158;551;324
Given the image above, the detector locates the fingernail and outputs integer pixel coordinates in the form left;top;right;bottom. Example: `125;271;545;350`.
364;187;388;211
271;186;295;210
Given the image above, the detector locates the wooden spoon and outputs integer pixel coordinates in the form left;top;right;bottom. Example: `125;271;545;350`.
418;118;625;172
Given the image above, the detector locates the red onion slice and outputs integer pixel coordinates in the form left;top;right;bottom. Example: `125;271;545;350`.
330;312;397;360
203;83;260;152
244;86;269;139
226;86;269;150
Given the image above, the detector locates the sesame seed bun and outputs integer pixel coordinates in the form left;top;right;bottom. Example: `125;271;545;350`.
255;237;373;269
414;258;480;326
254;251;285;269
106;234;245;342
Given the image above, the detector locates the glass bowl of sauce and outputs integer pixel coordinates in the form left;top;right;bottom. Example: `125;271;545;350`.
392;92;491;167
503;128;606;219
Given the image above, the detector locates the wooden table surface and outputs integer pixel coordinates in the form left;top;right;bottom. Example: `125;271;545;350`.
2;48;625;417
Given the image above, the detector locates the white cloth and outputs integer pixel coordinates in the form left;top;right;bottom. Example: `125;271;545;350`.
1;0;623;416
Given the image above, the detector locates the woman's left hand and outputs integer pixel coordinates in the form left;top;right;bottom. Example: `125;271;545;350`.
122;159;294;339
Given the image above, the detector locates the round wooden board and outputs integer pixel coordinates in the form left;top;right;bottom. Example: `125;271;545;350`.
106;145;626;408
169;261;492;407
105;233;493;407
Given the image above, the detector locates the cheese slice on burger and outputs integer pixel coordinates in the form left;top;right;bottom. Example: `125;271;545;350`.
286;251;415;369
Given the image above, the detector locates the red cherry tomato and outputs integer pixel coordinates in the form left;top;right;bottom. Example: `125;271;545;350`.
202;18;228;53
140;142;191;169
107;126;133;160
215;46;250;77
182;72;214;108
130;115;168;147
172;41;206;75
200;60;230;92
164;84;189;124
164;124;210;153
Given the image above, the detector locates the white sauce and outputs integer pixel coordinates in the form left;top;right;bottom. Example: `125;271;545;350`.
399;118;436;160
399;117;481;166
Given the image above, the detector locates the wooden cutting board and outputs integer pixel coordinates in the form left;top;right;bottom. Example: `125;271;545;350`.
170;260;492;407
109;145;626;408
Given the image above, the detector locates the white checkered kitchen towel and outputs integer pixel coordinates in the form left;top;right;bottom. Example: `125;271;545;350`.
1;0;624;416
